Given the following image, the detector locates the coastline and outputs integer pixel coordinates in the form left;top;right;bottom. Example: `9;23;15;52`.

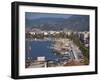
26;38;53;42
25;37;88;68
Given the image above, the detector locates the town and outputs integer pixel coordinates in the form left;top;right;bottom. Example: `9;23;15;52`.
25;28;89;68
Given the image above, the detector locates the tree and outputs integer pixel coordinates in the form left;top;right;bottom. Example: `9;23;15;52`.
67;33;89;64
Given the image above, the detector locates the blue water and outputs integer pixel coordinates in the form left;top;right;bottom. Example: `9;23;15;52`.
25;40;60;60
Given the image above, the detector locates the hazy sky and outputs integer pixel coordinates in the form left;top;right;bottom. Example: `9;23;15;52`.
25;12;72;20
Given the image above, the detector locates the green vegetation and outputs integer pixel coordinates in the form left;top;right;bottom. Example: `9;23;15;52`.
26;32;89;65
67;33;89;64
26;32;33;38
26;33;44;39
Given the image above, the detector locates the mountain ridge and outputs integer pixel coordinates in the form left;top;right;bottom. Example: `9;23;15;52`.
25;15;89;31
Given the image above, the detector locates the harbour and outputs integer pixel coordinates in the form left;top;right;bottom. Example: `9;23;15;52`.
25;38;85;68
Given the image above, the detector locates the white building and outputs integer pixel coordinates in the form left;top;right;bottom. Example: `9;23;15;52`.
43;32;48;35
67;32;72;36
29;32;35;35
84;32;89;39
49;31;55;34
37;56;45;61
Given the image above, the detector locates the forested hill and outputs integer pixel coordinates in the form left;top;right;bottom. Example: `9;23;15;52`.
26;15;89;31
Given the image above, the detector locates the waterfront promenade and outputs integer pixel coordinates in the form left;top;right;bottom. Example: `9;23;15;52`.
26;38;85;68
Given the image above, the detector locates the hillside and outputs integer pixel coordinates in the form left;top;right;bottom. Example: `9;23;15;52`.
25;15;89;31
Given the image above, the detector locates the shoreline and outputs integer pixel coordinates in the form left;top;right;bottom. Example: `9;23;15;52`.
26;38;53;42
25;37;87;68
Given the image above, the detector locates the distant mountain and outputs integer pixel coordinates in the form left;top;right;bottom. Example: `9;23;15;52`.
60;15;89;31
25;18;66;27
25;15;89;31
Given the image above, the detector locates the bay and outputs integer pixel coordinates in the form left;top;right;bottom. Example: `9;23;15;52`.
25;40;60;61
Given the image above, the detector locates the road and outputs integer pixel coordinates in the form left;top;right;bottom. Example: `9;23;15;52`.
69;41;83;61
